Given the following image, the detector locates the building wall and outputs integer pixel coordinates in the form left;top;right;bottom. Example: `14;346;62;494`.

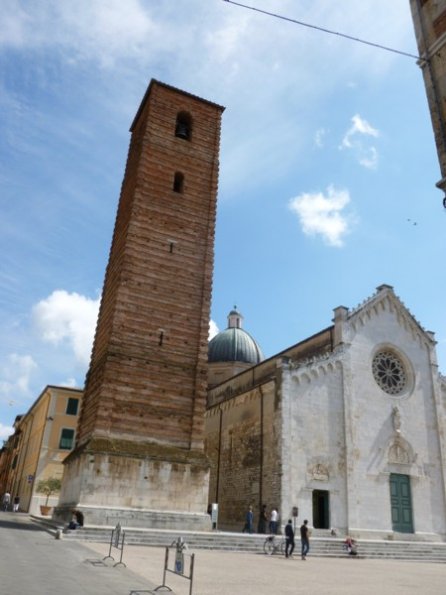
0;430;20;500
0;386;82;514
205;326;334;531
208;361;254;388
343;294;446;539
205;286;446;540
283;289;446;540
13;393;48;513
57;82;224;528
282;358;347;531
410;0;446;194
205;379;282;531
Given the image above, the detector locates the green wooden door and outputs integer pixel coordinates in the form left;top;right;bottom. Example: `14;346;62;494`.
390;473;414;533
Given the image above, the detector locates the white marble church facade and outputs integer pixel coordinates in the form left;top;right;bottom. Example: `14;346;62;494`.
206;285;446;540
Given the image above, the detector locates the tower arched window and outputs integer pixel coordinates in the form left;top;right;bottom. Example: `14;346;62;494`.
175;111;192;140
173;172;184;193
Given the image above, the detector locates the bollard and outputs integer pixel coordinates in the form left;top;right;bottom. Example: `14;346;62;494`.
174;537;187;574
103;522;126;567
154;537;195;595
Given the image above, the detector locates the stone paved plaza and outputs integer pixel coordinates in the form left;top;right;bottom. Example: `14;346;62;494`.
85;541;445;595
1;514;444;594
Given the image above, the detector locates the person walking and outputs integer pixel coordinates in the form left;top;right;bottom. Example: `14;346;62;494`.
257;504;268;533
285;519;295;558
269;507;278;534
300;519;310;560
2;491;11;511
12;496;20;512
243;505;254;534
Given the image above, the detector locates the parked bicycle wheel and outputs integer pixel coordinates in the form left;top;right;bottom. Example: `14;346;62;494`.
263;536;275;555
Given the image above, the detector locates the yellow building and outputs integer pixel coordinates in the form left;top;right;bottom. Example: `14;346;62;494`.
0;385;82;514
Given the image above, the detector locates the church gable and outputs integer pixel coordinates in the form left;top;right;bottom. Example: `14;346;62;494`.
344;284;435;362
338;284;439;414
347;285;433;346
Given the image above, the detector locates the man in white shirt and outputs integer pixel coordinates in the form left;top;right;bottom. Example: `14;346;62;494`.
269;508;279;534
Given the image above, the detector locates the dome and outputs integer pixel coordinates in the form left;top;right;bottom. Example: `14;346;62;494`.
208;308;264;365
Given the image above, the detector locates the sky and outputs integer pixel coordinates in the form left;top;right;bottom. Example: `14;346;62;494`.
1;0;445;440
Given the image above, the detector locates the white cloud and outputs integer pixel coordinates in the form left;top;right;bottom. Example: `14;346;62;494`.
359;146;379;169
60;377;78;389
32;290;100;367
0;423;14;441
314;128;327;148
209;320;219;341
205;15;248;64
0;0;157;68
340;114;380;169
341;114;379;148
0;0;401;196
289;186;354;247
0;353;38;402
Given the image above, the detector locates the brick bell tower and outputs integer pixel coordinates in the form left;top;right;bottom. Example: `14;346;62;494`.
56;80;224;529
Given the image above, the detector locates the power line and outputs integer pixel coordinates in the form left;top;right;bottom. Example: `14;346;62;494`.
222;0;424;62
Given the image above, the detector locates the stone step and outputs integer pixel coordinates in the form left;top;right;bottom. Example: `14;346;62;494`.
31;517;446;562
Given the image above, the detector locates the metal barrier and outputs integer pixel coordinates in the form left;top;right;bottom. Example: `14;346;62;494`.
154;537;195;595
102;522;126;567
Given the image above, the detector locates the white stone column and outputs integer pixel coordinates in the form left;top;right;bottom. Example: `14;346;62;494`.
338;348;358;534
277;358;293;528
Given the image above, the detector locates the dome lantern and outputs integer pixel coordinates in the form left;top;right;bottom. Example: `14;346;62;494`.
228;306;243;329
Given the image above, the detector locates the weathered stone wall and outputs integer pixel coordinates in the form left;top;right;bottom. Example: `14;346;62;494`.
205;380;282;532
55;445;210;528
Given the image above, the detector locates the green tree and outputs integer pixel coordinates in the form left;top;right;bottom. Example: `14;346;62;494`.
36;477;62;506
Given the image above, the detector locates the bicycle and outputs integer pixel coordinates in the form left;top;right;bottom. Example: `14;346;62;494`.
263;534;286;555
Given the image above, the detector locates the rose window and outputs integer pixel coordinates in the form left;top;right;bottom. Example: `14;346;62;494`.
372;351;406;395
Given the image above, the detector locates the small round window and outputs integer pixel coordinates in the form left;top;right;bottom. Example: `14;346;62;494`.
372;351;406;395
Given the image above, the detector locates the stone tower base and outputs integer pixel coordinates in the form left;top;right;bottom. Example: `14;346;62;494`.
53;438;211;531
53;505;211;531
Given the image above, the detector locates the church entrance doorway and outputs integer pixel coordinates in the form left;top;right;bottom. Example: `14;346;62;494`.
390;473;414;533
312;490;329;529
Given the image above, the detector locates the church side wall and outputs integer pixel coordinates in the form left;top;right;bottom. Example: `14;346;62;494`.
204;380;282;532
